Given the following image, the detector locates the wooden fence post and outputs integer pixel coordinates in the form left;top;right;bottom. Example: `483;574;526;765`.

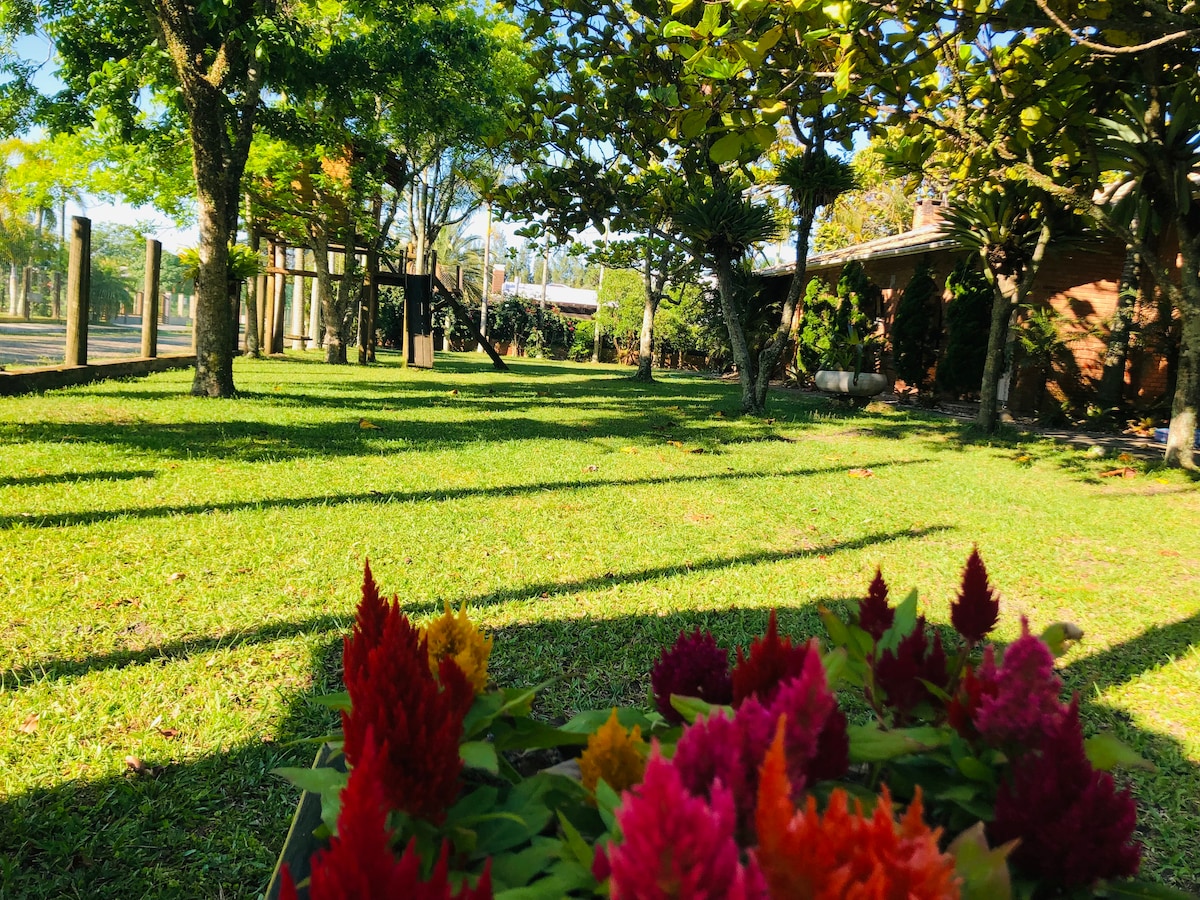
64;216;91;367
142;239;161;358
52;271;61;319
20;266;31;320
272;242;287;353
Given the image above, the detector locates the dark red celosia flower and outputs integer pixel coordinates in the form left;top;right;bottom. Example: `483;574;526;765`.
732;610;810;707
857;568;895;641
279;729;494;899
808;703;850;783
342;602;475;822
651;628;734;725
344;560;394;685
990;697;1141;888
951;548;1000;645
871;619;951;723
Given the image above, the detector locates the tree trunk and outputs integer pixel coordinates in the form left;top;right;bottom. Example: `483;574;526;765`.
755;205;815;410
1097;243;1140;410
634;253;657;382
713;249;759;414
191;158;236;397
976;268;1019;432
1164;229;1200;469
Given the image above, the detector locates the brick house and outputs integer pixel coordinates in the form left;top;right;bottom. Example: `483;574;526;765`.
758;200;1172;413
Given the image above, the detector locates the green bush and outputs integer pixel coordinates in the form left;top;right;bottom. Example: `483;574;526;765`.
937;260;992;397
890;262;941;391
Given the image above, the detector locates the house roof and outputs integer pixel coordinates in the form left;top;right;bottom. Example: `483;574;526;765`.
757;224;963;278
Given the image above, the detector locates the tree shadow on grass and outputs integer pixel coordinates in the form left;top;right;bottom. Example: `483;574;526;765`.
2;522;947;688
0;469;157;488
2;598;1197;898
0;458;933;531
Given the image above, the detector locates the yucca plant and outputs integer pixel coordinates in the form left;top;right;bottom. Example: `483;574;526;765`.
673;188;782;260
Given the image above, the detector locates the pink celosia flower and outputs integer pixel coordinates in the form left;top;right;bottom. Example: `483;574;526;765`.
972;618;1066;748
279;730;493;900
857;568;895;641
990;697;1141;888
651;628;734;725
674;647;848;832
950;548;1000;645
732;610;811;706
601;745;768;899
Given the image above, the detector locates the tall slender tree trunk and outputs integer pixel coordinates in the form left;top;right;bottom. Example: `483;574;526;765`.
191;152;236;396
713;249;759;414
1164;227;1200;469
977;269;1019;433
635;253;657;382
756;205;815;410
1097;243;1141;410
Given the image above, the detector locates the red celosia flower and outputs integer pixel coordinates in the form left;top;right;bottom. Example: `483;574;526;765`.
279;731;494;900
754;722;960;899
990;697;1141;888
651;628;734;725
857;568;895;641
950;548;1000;645
732;610;810;706
342;596;475;822
344;560;394;684
602;744;769;899
972;618;1066;748
871;619;950;723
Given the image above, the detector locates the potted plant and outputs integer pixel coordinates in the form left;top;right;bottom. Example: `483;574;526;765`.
796;266;887;400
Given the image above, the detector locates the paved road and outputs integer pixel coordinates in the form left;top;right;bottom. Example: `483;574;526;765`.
0;322;194;368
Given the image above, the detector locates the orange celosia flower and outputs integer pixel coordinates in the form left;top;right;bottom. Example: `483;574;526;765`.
754;721;960;900
423;601;493;694
579;709;647;797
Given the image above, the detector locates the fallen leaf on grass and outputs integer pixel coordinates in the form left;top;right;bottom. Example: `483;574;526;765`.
448;389;459;396
583;464;599;472
688;447;706;454
359;418;381;430
1160;550;1181;557
167;573;185;583
1118;452;1134;464
620;446;639;454
848;468;875;478
765;418;775;425
157;728;181;739
685;512;714;523
713;411;726;418
124;755;165;778
19;713;38;733
667;440;684;448
1099;467;1138;478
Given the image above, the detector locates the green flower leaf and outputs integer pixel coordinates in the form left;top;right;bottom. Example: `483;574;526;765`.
460;740;500;774
1085;733;1156;772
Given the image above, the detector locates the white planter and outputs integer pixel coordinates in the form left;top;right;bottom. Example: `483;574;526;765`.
814;370;888;397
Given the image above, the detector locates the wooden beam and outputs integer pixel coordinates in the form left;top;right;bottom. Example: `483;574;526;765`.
431;274;508;372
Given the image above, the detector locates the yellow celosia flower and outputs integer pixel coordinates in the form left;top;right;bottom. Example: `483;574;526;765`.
423;601;492;694
579;709;647;798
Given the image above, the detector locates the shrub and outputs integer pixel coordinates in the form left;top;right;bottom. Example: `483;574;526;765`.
937;260;992;396
890;262;942;391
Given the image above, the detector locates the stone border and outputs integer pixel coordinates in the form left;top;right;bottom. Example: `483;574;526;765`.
0;354;196;396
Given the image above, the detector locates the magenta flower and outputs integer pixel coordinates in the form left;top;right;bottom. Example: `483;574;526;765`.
651;628;733;725
951;548;1000;645
673;645;847;833
857;567;895;641
972;618;1066;748
732;610;810;706
599;745;768;899
990;697;1141;888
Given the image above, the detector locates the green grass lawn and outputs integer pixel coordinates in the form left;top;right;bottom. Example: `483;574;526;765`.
1;352;1197;898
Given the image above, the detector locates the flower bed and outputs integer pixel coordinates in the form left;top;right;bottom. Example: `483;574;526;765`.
271;555;1191;899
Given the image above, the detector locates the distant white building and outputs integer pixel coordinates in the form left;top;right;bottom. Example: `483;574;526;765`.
502;281;598;317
